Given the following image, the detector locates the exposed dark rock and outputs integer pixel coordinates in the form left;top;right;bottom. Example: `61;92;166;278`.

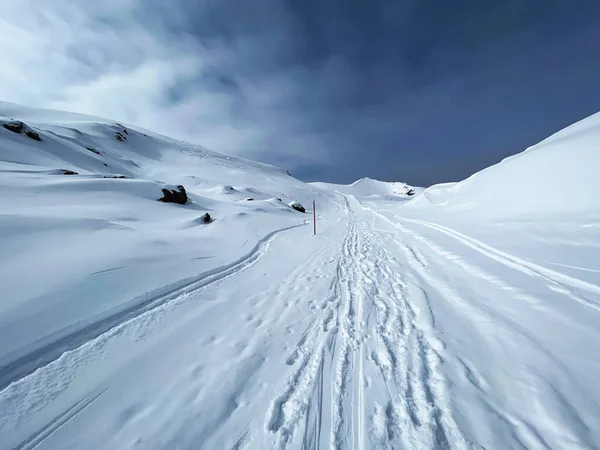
115;132;126;142
406;189;416;196
199;213;212;223
86;147;100;155
59;169;78;175
104;175;127;179
115;123;128;135
3;121;42;141
158;185;188;205
289;201;305;213
104;163;108;167
24;130;41;141
246;197;255;201
3;121;24;133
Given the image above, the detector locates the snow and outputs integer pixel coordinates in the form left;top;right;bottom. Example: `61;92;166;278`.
0;101;330;380
406;111;600;218
2;103;600;450
313;177;421;201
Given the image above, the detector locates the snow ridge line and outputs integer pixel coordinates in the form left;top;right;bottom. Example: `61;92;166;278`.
0;221;307;392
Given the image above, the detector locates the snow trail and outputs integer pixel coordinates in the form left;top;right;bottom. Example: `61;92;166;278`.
355;209;470;450
0;222;307;392
12;388;108;450
4;191;600;449
363;209;600;449
264;197;472;449
402;217;600;311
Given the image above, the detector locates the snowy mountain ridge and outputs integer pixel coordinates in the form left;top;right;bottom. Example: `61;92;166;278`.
0;101;286;180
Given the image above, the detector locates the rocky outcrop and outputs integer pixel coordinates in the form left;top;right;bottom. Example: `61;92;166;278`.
158;185;188;205
25;130;41;141
3;121;24;133
2;121;42;141
53;169;78;175
289;201;305;213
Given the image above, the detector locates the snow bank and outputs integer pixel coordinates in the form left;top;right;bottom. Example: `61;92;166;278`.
408;112;600;217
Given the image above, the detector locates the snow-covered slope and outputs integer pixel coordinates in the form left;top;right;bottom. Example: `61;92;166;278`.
313;177;421;200
0;102;338;375
408;112;600;218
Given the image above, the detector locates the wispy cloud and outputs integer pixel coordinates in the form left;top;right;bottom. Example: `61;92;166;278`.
0;1;287;158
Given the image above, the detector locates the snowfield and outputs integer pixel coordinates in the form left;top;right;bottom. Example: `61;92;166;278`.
1;102;600;449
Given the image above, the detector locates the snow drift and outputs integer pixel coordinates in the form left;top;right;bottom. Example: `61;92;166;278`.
408;112;600;217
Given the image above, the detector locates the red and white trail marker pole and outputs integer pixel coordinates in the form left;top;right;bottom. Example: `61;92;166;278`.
313;199;317;236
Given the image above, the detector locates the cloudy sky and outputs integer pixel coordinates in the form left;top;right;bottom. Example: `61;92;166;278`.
2;0;600;186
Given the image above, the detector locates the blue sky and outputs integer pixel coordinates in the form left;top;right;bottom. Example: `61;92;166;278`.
2;1;600;186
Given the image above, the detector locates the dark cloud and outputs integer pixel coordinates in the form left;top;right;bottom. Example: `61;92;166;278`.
3;1;600;186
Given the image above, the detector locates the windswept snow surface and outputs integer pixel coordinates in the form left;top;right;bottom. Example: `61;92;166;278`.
2;104;600;450
313;177;421;201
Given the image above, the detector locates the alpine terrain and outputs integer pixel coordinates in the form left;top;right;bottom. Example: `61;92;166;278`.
1;102;600;449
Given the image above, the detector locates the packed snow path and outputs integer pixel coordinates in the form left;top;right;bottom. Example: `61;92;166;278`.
2;195;600;450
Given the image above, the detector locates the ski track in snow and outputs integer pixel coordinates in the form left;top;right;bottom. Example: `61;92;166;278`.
0;222;308;446
12;388;108;450
401;217;600;313
0;221;308;392
4;192;600;449
264;196;472;450
361;206;600;449
357;212;470;450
